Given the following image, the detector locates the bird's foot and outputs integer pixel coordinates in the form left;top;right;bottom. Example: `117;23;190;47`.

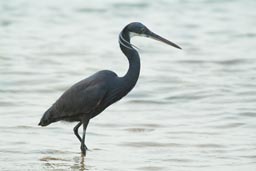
81;144;88;156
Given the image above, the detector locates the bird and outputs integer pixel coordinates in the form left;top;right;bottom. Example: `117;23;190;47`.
38;22;181;156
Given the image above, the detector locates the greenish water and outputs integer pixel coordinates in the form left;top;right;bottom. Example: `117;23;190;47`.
1;0;256;170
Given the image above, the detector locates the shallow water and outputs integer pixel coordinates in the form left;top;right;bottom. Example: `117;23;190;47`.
1;0;256;170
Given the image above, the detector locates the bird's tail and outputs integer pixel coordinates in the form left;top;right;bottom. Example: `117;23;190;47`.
38;107;56;126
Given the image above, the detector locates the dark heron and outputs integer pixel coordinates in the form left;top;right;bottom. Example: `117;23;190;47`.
39;22;181;156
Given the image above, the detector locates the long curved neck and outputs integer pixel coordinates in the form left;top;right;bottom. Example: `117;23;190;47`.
119;28;141;93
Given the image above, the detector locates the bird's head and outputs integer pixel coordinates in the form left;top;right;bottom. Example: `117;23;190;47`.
125;22;151;37
124;22;181;49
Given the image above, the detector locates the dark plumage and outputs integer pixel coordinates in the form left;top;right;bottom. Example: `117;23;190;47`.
39;22;181;156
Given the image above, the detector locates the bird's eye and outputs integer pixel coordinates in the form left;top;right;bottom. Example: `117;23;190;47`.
140;28;145;33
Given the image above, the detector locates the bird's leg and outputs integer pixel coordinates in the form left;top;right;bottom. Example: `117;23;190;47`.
81;119;89;156
73;122;82;143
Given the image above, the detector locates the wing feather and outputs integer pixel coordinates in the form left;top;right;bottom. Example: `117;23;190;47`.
49;71;116;120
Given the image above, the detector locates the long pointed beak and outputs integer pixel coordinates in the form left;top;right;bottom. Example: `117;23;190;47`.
148;31;182;50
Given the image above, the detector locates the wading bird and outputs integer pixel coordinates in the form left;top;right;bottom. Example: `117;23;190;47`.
39;22;181;156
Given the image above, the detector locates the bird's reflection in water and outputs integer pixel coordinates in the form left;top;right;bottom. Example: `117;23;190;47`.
71;154;87;171
78;155;86;171
40;153;87;171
